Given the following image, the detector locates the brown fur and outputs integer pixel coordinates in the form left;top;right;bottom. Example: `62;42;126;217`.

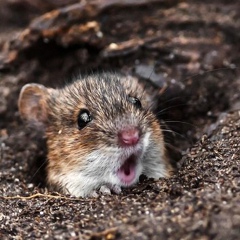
18;73;172;196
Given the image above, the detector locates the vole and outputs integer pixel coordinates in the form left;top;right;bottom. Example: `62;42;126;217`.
18;73;172;197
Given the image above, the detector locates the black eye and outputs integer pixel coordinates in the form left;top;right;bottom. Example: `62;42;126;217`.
77;109;92;129
128;96;142;109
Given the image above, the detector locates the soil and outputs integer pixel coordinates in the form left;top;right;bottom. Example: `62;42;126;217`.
0;0;240;239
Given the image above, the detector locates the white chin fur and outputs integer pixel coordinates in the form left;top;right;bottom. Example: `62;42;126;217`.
53;166;143;197
52;131;167;197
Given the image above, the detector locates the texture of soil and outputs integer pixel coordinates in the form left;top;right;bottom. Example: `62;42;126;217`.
0;0;240;239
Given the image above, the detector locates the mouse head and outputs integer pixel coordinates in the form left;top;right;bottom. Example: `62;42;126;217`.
18;73;171;197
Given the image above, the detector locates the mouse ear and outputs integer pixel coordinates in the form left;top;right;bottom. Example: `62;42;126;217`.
18;83;52;124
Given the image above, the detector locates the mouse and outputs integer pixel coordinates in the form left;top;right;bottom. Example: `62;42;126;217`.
18;72;172;197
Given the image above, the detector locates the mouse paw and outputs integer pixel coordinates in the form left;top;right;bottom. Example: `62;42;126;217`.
99;184;122;195
111;185;122;194
99;185;112;195
89;190;99;198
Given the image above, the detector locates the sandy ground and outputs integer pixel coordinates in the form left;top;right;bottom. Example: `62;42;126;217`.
0;0;240;239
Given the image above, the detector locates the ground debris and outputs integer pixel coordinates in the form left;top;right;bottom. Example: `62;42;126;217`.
0;0;240;239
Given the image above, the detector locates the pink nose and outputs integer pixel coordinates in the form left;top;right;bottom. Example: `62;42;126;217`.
118;128;140;146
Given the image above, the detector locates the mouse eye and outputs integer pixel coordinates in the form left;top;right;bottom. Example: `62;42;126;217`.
77;109;92;129
128;96;142;109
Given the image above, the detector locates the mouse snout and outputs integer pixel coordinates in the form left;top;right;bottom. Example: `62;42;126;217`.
118;127;140;147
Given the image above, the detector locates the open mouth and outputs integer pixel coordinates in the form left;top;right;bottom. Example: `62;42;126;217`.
117;154;137;185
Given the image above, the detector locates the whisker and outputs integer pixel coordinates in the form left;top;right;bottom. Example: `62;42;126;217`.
155;103;189;116
29;159;47;184
158;96;184;105
183;66;238;82
161;129;187;139
163;120;198;129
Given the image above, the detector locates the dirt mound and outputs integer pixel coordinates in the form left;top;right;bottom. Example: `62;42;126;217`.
0;0;240;239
